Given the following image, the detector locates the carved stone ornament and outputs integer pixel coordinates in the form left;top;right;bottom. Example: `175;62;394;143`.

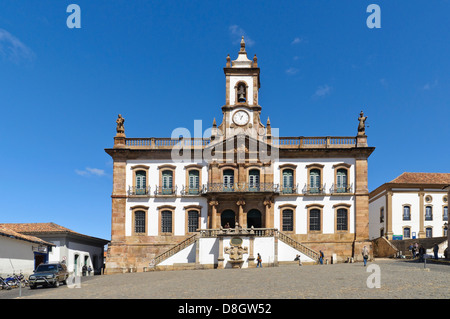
224;237;248;261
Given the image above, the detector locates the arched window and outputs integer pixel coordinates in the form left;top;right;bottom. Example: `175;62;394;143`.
309;209;321;231
188;170;200;194
223;169;234;191
336;169;348;193
187;210;199;233
403;227;411;239
221;210;236;228
161;210;173;234
336;208;348;231
162;170;173;194
282;209;294;232
403;205;411;221
249;169;260;191
134;210;146;233
425;206;433;221
282;169;294;194
247;209;262;228
135;170;147;195
309;169;321;194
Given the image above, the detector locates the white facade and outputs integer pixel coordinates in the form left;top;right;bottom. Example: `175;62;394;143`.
369;188;449;240
125;158;356;238
0;236;36;276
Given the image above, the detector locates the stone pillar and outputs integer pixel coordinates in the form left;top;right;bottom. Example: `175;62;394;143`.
263;197;272;228
248;236;255;265
418;191;425;238
209;200;219;229
105;154;127;274
218;236;224;269
354;158;369;240
237;199;245;227
386;190;393;240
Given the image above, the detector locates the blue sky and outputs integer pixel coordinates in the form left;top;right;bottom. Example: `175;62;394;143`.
1;1;449;241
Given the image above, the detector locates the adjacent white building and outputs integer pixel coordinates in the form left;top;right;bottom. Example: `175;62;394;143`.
369;172;449;240
0;223;109;275
0;225;54;276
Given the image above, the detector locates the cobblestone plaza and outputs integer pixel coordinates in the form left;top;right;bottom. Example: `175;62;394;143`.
3;259;449;300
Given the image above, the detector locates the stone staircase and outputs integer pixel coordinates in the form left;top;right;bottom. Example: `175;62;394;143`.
150;228;319;269
276;230;320;261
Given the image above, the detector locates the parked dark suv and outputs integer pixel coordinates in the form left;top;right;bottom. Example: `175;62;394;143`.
29;262;69;289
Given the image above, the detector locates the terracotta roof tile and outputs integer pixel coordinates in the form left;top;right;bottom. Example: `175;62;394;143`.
389;172;450;185
0;225;54;246
0;222;109;244
0;222;78;234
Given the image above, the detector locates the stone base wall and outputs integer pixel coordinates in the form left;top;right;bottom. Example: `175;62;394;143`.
105;236;190;274
307;240;372;263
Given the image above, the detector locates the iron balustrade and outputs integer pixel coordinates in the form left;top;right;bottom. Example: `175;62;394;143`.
154;186;178;196
203;183;280;193
329;183;353;194
180;186;202;196
128;186;151;196
302;184;326;195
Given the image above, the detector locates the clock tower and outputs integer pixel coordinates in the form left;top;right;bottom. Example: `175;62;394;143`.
218;36;266;140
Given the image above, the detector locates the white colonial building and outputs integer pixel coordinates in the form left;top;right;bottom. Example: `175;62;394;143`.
0;225;54;277
105;38;375;273
369;172;449;240
0;223;109;275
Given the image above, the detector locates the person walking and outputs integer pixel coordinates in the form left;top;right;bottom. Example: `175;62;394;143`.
256;253;262;268
433;243;439;259
362;246;369;267
319;250;324;265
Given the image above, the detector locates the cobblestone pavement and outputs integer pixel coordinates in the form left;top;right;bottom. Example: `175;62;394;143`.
2;259;449;300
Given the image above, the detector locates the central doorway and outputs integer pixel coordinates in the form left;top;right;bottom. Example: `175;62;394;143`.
221;210;236;228
247;209;262;228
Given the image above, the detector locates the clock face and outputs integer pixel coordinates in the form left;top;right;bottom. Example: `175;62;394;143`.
233;110;249;126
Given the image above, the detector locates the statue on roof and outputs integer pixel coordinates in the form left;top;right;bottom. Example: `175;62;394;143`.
358;111;367;136
116;114;125;135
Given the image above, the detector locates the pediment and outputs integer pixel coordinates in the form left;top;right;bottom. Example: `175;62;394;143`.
203;134;278;164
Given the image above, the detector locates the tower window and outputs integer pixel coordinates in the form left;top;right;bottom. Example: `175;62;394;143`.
237;83;247;103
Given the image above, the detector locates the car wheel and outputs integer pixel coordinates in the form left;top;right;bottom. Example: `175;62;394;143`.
30;284;36;289
53;280;60;288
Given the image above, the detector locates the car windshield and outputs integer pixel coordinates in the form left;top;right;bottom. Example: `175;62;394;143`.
36;264;58;272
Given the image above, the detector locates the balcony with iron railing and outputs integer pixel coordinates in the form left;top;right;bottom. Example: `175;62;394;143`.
203;183;280;194
279;184;299;195
302;184;326;195
126;182;355;197
154;186;178;196
180;186;202;196
128;186;151;196
329;183;353;195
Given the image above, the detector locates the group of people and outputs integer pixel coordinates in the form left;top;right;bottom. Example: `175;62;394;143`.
409;242;440;261
81;265;93;276
294;246;371;267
